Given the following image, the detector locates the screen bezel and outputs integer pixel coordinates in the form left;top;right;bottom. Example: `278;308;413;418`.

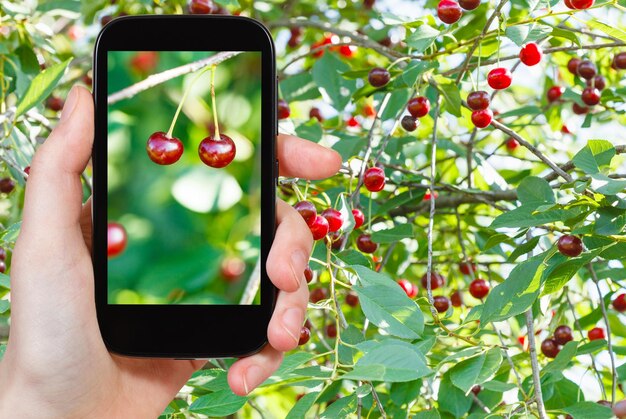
93;15;277;358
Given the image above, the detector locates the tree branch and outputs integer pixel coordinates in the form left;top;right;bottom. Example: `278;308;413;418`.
107;51;243;105
525;309;548;419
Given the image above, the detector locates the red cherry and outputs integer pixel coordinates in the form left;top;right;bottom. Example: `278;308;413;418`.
131;51;158;74
561;124;572;134
450;290;463;307
346;292;359;307
459;262;476;275
424;190;438;201
278;99;291;119
437;0;462;24
433;296;450;313
310;34;338;58
397;279;418;298
352;208;365;229
572;102;590;115
613;293;626;312
466;91;490;111
554;325;574;345
309;107;323;122
570;0;594;8
471;109;493;128
363;167;385;192
0;247;6;261
581;87;601;106
420;272;445;290
368;67;391;88
198;134;236;168
310;287;328;303
0;178;16;194
287;27;302;48
299;327;311;345
146;132;184;165
321;208;343;233
577;60;597;80
356;234;378;254
541;338;560;358
328;231;346;250
107;222;127;258
506;138;520;151
459;0;480;9
588;327;605;341
587;75;606;91
326;324;337;338
469;278;490;299
567;58;581;75
189;0;216;14
401;115;418;132
613;52;626;70
0;261;5;273
364;0;376;9
564;0;575;8
46;96;64;112
519;43;543;66
339;45;356;58
407;96;431;118
363;103;377;118
294;201;317;226
304;265;314;283
557;235;583;257
309;215;329;240
346;116;360;127
547;86;565;102
471;385;482;395
24;166;30;176
488;67;513;90
221;257;245;282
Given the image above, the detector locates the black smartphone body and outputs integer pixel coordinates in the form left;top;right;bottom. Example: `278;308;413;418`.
92;15;277;358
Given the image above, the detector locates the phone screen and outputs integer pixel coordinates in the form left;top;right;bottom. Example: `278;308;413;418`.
106;51;262;305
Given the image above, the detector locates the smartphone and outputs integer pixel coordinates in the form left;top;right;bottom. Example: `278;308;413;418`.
92;15;277;358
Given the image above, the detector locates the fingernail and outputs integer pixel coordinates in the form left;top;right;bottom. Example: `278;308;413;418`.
243;365;264;395
290;250;307;289
282;307;303;344
60;86;79;123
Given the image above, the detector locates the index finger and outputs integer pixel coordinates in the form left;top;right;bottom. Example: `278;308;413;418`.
277;134;342;180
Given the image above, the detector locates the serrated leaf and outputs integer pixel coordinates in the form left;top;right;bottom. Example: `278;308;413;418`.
188;390;248;416
562;401;614;419
286;392;319;419
582;18;626;43
542;249;603;296
405;24;440;52
517;176;555;207
572;140;615;175
280;72;321;103
319;394;357;419
16;58;71;117
371;224;414;243
449;348;502;393
343;343;430;382
312;53;357;111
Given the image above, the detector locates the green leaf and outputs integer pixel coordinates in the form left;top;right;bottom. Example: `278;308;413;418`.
481;253;548;324
562;401;614;419
592;174;626;196
433;75;461;117
214;0;240;6
335;249;371;268
449;348;503;393
0;344;5;361
582;18;626;42
280;72;321;103
542;249;603;296
319;394;357;419
375;189;426;216
572;140;615;175
188;390;248;416
505;24;552;46
401;60;438;87
542;341;578;374
343;343;431;382
595;208;626;235
413;410;440;419
15;58;72;117
380;88;412;121
186;369;229;392
371;224;414;243
490;206;583;229
286;392;319;419
405;24;440;53
481;380;517;392
0;273;10;290
438;374;472;417
507;236;540;262
0;299;9;314
517;176;555;207
551;27;581;47
295;119;323;142
312;53;357;111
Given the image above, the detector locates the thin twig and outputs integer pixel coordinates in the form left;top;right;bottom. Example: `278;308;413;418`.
425;96;441;315
525;309;548;419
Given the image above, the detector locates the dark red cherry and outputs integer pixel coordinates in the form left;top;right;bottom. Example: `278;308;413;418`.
581;87;601;106
407;96;431;118
557;235;583;257
450;290;463;307
309;107;323;122
459;262;476;275
107;222;127;258
309;215;329;240
321;208;343;233
46;96;64;111
572;102;590;115
294;201;317;227
146;132;184;165
459;0;480;9
368;67;391;88
278;99;291;119
299;327;311;345
189;0;216;14
0;261;5;273
304;265;314;283
345;292;359;307
437;0;462;24
587;75;606;91
287;27;302;48
433;296;450;313
613;52;626;70
352;208;365;229
588;327;605;341
397;279;418;298
328;230;346;250
0;178;16;194
547;86;565;102
471;385;482;395
310;287;328;303
506;138;520;151
420;272;445;290
577;60;597;80
466;91;490;111
469;278;490;299
519;43;543;66
554;325;574;345
488;67;513;90
613;293;626;312
401;115;418;132
0;247;6;261
541;338;560;358
363;167;385;192
326;324;337;338
567;58;581;75
198;134;236;168
471;109;493;128
356;234;378;253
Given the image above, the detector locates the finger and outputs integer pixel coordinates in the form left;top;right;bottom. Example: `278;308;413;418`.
277;134;342;180
266;200;313;293
227;345;283;396
267;269;309;352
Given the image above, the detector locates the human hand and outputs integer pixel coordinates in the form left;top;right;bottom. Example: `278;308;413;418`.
0;85;341;417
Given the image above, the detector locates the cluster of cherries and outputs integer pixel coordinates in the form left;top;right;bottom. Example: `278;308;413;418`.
437;0;481;25
567;58;604;113
146;131;236;169
293;200;367;246
0;247;7;274
401;96;430;132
